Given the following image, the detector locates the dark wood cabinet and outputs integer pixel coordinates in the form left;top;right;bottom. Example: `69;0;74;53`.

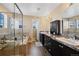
39;33;45;46
39;33;79;56
63;45;79;56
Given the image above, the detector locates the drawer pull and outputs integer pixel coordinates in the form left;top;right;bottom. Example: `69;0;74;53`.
49;49;51;51
59;45;63;48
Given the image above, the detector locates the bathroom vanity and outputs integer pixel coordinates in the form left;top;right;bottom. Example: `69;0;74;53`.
40;32;79;56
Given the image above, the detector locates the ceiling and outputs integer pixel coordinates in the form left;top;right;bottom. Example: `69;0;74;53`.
62;3;79;18
1;3;60;16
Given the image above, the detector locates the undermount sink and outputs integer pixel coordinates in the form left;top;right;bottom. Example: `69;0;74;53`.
66;39;79;46
57;37;79;46
55;36;79;47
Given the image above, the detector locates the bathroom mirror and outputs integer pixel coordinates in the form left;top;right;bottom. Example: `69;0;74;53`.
63;18;79;40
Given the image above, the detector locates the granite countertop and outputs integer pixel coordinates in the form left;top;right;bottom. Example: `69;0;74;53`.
40;32;79;52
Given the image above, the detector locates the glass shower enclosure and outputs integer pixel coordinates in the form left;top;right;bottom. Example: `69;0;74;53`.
0;3;23;56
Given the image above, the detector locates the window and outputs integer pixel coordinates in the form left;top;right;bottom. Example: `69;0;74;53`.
15;20;19;29
19;20;22;28
0;13;4;28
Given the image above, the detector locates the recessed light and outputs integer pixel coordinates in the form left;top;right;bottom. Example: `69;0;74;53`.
37;8;40;11
69;3;73;7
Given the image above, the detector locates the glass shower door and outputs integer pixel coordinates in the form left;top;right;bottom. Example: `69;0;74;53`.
14;3;23;55
0;3;23;56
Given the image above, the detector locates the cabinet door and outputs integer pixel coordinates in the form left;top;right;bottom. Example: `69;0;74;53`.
39;33;42;42
57;43;70;56
54;41;64;56
45;39;57;55
63;45;79;56
39;34;45;45
48;39;63;56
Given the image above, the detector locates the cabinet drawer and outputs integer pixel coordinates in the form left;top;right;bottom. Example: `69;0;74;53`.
64;46;79;56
